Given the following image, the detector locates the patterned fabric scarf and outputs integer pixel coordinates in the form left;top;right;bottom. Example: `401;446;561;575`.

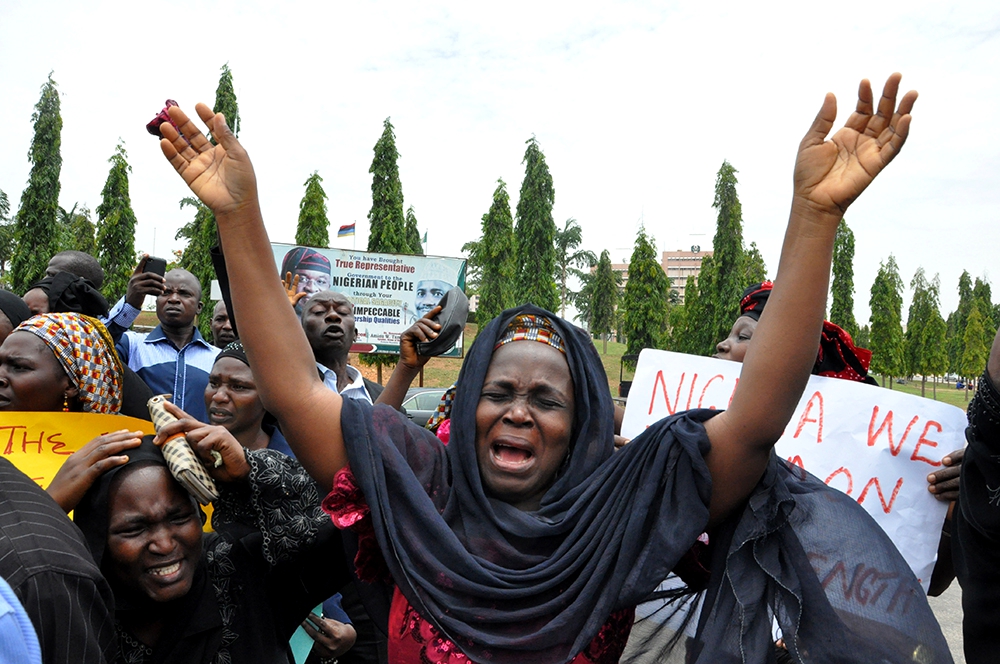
737;281;876;384
280;246;331;276
494;314;566;353
739;281;773;321
15;313;123;414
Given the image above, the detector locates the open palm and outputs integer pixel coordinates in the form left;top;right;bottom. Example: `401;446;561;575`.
795;74;917;215
160;103;258;216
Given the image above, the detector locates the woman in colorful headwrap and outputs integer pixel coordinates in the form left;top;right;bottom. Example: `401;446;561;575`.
0;312;146;512
716;280;879;383
21;271;154;421
155;75;951;662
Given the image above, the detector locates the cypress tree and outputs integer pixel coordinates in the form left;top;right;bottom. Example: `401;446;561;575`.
461;239;482;294
868;255;905;387
69;206;97;256
855;324;871;350
620;227;669;366
177;64;242;333
904;268;940;397
705;161;746;345
742;241;767;286
11;74;62;293
973;277;994;350
947;271;974;374
590;249;620;354
682;161;751;356
514;137;558;311
0;191;13;280
54;204;76;253
95;142;139;300
476;179;516;326
404;206;423;255
367;118;407;254
211;63;240;143
961;307;989;401
295;172;330;247
924;310;948;399
362;118;408;379
831;219;859;337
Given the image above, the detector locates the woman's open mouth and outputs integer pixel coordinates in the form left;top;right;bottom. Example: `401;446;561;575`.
147;560;184;584
491;441;534;469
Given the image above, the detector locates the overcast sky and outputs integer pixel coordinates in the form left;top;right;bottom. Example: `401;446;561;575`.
1;1;997;324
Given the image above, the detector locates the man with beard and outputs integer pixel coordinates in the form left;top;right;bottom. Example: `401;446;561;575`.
115;269;220;422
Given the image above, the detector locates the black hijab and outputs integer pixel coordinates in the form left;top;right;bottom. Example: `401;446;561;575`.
0;289;30;329
341;304;952;663
74;437;183;567
341;304;716;663
28;272;109;318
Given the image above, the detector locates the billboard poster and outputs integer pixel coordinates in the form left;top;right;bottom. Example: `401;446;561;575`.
271;243;467;357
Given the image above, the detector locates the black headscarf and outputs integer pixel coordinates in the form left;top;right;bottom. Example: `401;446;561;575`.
738;280;772;321
216;339;248;365
0;290;30;329
213;339;279;432
341;304;951;664
74;437;181;568
28;272;109;318
341;304;716;663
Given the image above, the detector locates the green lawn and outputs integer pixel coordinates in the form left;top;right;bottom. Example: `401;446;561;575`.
869;375;973;411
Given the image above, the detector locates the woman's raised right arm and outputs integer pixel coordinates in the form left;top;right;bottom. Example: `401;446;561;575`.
159;104;346;489
703;74;917;524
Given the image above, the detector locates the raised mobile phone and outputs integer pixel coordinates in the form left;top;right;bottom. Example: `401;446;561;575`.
145;256;167;277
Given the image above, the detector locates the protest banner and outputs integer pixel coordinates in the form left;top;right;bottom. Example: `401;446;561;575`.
621;349;964;589
0;412;155;490
271;243;467;357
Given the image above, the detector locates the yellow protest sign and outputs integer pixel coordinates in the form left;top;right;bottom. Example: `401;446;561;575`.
0;411;155;489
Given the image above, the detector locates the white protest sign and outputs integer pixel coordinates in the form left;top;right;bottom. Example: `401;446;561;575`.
621;349;964;590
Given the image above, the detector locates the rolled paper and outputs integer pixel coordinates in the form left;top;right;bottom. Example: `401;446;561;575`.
147;394;220;504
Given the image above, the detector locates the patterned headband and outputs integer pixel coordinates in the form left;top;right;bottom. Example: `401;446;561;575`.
15;313;123;414
494;314;566;354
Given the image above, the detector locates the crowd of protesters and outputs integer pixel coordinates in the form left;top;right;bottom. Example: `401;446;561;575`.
0;71;995;664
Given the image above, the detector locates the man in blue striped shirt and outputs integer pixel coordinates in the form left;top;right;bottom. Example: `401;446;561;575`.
115;269;219;422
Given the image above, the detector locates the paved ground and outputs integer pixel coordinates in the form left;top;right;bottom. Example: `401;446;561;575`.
929;583;964;663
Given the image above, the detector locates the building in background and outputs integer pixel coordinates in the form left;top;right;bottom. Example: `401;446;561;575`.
606;245;712;305
660;246;712;303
